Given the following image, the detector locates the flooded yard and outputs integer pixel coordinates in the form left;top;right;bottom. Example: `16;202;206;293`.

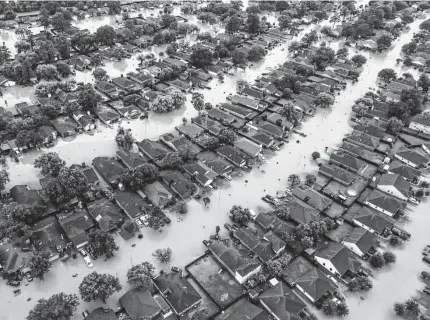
1;3;430;320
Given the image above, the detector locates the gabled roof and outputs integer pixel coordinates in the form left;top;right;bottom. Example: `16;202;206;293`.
153;272;202;315
395;147;429;166
388;161;422;181
92;156;125;183
87;198;124;232
410;113;430;127
57;210;95;247
116;149;147;169
138;139;170;161
377;173;413;198
142;181;173;208
9;185;45;208
316;243;361;276
292;187;332;212
343;228;377;254
353;206;395;234
114;190;147;219
176;123;204;138
120;289;161;319
330;152;365;172
260;282;305;320
216;145;246;166
319;164;356;185
86;308;117;320
234;137;262;157
296;268;337;302
346;131;378;149
209;240;262;277
366;189;407;214
280;200;320;225
219;300;268;320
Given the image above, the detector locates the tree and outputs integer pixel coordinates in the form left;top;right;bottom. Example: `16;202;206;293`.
162;152;183;169
420;19;430;32
402;42;417;56
29;251;51;281
112;47;126;61
78;84;101;112
383;251;396;264
305;174;317;186
390;235;400;246
232;49;247;65
115;127;134;150
45;167;89;204
229;205;251;225
107;1;121;15
26;293;79;320
51;12;71;32
378;68;396;82
3;202;34;223
394;302;406;317
120;164;159;190
219;128;236;145
314;93;335;108
15;40;31;54
88;230;119;259
34;152;65;177
79;272;121;303
370;252;385;268
225;15;242;33
96;25;116;46
247;45;266;61
377;34;392;51
351;54;367;67
56;61;71;77
418;74;430;93
36;65;58;80
311;151;320;160
278;15;292;31
91;54;103;67
311;47;335;70
4;10;16;20
93;68;107;81
190;47;213;67
153;248;172;263
336;302;349;317
336;48;349;59
0;170;9;191
191;92;205;115
347;275;373;292
127;261;155;290
405;299;421;318
423;271;430;279
246;13;260;34
302;30;318;47
71;31;96;54
166;43;179;55
387;117;403;135
288;174;300;188
266;259;286;277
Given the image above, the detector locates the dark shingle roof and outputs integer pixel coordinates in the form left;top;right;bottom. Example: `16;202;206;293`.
119;289;161;319
316;243;361;276
343;228;377;254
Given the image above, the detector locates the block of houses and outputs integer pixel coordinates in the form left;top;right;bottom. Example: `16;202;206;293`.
57;210;95;249
409;113;430;134
285;259;337;304
220;103;258;120
142;181;174;208
31;216;68;262
394;147;430;168
119;289;162;320
376;173;413;201
160;171;197;199
127;72;158;87
205;158;234;176
92;156;125;185
183;162;217;187
292;187;332;212
259;282;307;320
153;272;202;316
281;199;320;225
314;242;362;278
138;139;170;161
342;228;377;258
175;123;204;139
51;117;78;137
208;240;262;284
234;137;263;158
265;112;294;131
95;80;121;98
160;134;201;154
344;131;379;151
364;189;407;217
319;164;356;186
254;121;286;139
352;206;395;236
206;108;237;125
241;125;275;148
114;190;148;220
95;104;121;125
388;161;422;184
112;76;142;92
86;308;117;320
329;151;369;175
116;149;147;169
216;145;247;167
37;125;57;144
10;185;46;212
87;198;124;232
229;94;267;112
109;100;142;119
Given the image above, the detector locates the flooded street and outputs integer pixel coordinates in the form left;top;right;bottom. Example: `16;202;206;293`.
1;5;429;320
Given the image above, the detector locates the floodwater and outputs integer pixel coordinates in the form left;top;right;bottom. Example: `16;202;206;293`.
1;8;429;320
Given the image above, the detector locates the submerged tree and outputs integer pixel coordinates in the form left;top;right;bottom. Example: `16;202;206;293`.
153;248;172;263
26;293;79;320
79;272;121;303
127;262;155;290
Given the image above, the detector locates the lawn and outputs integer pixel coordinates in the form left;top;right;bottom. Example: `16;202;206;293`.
188;255;244;308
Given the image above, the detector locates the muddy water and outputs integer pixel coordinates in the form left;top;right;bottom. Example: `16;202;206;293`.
1;8;429;320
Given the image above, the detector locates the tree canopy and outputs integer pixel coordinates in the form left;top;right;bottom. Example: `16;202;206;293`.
34;152;65;177
26;293;79;320
79;272;122;303
127;262;155;290
88;230;119;259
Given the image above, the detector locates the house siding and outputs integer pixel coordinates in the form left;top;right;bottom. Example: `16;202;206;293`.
377;185;408;201
342;241;364;257
394;154;418;168
314;256;341;277
409;121;430;134
364;201;395;217
352;219;377;235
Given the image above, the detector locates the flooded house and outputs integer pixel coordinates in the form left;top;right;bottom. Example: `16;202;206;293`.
182;162;217;187
376;173;414;201
394;147;430;168
114;190;150;221
112;76;143;93
57;209;95;249
342;227;378;258
95;81;121;99
239;125;275;148
234;137;263;158
92;156;126;185
152;272;202;316
31;216;68;262
364;189;407;217
193;116;226;136
350;206;395;236
87;198;124;232
94;104;121;125
127;72;158;87
387;161;423;184
160;171;197;199
109;100;141;119
216;145;247;167
142;181;173;208
206;107;238;124
409;114;430;135
138;139;170;162
220;103;258;120
36;125;57;144
119;289;162;320
9;185;46;214
50;117;78;137
292;186;333;213
259;282;307;320
319;164;357;186
72;112;95;131
208;240;262;284
175;123;204;139
85;308;117;320
116;149;147;169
